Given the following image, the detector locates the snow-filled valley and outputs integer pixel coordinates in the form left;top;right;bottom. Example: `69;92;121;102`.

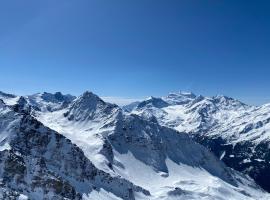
0;90;270;199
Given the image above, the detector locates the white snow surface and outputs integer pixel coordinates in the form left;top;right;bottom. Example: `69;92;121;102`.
132;92;270;145
36;107;117;172
113;150;268;200
1;91;270;199
32;91;270;200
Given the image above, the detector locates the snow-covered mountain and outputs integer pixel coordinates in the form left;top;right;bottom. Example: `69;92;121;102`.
130;92;270;192
0;98;149;200
0;91;269;199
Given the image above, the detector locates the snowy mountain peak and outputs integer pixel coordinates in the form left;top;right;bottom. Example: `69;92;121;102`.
40;92;75;103
81;90;103;102
72;91;108;110
127;91;270;193
212;95;247;109
64;91;119;121
136;96;169;109
0;102;149;199
17;96;27;105
163;91;197;105
168;91;196;98
24;92;76;112
12;96;31;114
1;90;270;199
0;91;16;99
0;91;18;106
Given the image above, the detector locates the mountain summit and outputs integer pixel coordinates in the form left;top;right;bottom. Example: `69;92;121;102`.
129;92;270;192
0;90;269;199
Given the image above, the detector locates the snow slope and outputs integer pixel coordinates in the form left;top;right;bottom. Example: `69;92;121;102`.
27;91;270;200
130;92;270;192
0;99;149;200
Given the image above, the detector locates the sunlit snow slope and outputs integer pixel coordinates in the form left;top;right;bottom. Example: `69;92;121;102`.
0;91;270;199
130;92;270;192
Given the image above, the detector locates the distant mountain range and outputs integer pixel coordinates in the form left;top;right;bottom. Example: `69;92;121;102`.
0;90;269;200
127;92;270;193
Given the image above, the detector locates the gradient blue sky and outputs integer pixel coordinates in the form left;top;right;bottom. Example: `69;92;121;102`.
1;0;270;105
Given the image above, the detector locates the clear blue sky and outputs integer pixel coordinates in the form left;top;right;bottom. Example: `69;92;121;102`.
1;0;270;105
